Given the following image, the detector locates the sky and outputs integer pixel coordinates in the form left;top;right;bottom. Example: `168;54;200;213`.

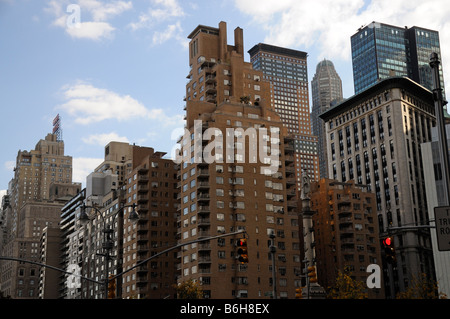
1;0;450;197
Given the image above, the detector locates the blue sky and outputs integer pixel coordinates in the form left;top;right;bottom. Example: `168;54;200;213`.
1;0;450;195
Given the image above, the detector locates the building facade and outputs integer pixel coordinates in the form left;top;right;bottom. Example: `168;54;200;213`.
310;178;384;298
179;21;301;299
351;22;444;95
320;76;436;297
311;59;343;179
421;124;450;297
0;132;78;299
121;150;180;299
249;43;320;186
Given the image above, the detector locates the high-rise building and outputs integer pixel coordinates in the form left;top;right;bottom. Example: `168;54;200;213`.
311;59;344;179
121;150;179;299
179;21;301;299
249;43;320;186
7;133;73;239
68;142;158;299
59;188;85;299
320;76;436;298
0;132;79;299
351;22;445;95
310;178;384;299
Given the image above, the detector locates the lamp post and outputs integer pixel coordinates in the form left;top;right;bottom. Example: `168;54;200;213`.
78;202;139;299
269;231;277;299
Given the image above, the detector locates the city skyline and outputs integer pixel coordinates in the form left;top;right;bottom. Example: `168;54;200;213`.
2;0;450;196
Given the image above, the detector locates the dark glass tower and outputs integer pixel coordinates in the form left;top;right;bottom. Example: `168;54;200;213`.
351;22;444;95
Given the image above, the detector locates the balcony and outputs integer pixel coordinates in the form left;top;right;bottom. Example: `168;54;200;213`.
287;200;297;208
198;181;210;189
137;185;148;193
284;144;294;152
198;218;210;226
205;85;217;94
198;242;211;251
198;231;211;238
286;178;296;186
206;94;216;103
284;155;294;164
138;175;149;182
205;75;216;83
198;205;210;213
198;255;212;264
198;169;209;177
137;195;148;202
197;193;210;201
285;166;295;174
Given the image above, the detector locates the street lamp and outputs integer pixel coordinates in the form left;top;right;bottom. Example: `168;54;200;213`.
78;202;139;299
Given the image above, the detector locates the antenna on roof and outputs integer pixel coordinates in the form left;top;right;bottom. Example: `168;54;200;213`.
53;114;63;141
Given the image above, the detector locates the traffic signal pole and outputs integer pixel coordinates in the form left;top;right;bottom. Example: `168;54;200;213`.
300;170;325;299
0;230;247;299
430;52;450;205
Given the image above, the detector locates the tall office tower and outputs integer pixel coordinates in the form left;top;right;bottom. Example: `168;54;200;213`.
0;132;78;299
311;59;344;179
179;21;301;299
7;133;73;237
310;178;384;299
320;76;436;298
121;150;179;299
249;43;320;187
351;22;445;95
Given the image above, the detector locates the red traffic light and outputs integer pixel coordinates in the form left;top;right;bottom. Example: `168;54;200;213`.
237;238;249;263
237;238;247;247
383;237;392;246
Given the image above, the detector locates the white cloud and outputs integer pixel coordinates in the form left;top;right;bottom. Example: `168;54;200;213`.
57;81;184;126
72;157;103;185
0;190;6;200
128;0;186;48
45;0;132;40
152;21;185;46
82;132;129;146
66;21;115;40
58;82;150;124
129;0;184;30
4;161;15;172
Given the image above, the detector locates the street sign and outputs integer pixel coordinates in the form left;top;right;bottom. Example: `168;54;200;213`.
434;206;450;251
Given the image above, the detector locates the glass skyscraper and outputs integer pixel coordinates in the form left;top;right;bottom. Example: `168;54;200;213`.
351;21;444;95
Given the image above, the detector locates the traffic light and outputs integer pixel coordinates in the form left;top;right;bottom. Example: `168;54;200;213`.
383;236;396;264
307;266;317;283
237;238;249;263
108;275;116;299
295;287;305;299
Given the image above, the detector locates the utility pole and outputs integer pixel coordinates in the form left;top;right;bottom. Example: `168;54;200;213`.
300;170;325;299
430;52;450;205
269;232;277;299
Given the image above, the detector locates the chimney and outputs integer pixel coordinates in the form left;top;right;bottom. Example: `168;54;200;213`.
234;27;244;55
